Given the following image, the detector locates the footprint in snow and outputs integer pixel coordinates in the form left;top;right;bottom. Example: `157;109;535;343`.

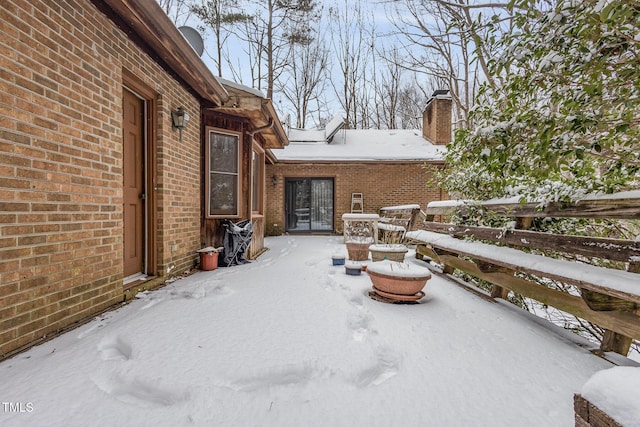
167;286;206;300
323;274;349;292
227;363;317;392
353;348;400;387
92;374;188;408
348;310;376;342
323;274;338;290
98;336;132;361
138;293;165;310
350;295;364;308
209;284;233;297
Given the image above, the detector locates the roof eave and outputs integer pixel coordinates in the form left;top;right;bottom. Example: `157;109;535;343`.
212;83;289;149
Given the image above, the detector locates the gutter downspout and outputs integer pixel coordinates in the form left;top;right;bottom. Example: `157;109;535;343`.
248;118;274;137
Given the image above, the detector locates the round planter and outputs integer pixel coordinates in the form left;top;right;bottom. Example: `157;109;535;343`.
346;242;371;261
367;260;431;299
369;244;408;262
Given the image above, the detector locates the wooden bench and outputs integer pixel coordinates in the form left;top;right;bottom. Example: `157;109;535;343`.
378;204;422;244
405;191;640;356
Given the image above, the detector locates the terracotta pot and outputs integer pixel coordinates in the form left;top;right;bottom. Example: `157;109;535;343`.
369;271;428;295
367;261;431;296
346;242;371;261
200;252;219;271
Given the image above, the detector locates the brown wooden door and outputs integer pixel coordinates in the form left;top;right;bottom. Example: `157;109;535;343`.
123;89;145;277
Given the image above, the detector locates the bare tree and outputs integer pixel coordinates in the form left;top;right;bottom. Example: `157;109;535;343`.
397;80;430;129
188;0;319;99
190;0;250;77
375;46;404;129
328;0;375;129
373;48;432;130
277;32;330;128
239;14;268;91
387;0;516;129
232;0;319;99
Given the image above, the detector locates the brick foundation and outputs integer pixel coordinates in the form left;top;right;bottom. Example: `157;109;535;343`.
574;394;622;427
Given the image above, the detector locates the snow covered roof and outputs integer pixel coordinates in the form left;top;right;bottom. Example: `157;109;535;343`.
216;77;265;98
275;128;446;162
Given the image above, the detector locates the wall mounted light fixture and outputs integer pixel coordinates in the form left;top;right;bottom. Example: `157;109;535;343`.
272;175;278;186
171;106;189;141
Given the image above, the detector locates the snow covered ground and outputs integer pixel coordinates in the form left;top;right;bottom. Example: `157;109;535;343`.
0;236;628;426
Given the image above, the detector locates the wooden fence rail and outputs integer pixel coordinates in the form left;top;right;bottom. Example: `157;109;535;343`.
406;191;640;356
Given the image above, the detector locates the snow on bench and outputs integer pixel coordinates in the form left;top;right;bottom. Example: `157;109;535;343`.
405;229;640;304
406;192;640;356
378;204;422;244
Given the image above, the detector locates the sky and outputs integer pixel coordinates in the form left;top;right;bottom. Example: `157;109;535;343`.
171;0;417;127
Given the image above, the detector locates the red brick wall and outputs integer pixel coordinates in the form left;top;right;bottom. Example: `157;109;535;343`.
422;96;452;145
265;161;445;236
0;0;203;357
574;394;622;427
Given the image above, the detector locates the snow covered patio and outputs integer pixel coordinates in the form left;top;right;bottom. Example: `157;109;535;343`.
0;236;619;426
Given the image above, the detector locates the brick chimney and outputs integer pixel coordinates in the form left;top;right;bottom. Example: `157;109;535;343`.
422;89;452;145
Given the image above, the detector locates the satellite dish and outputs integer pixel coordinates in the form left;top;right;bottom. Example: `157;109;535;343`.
178;26;204;57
